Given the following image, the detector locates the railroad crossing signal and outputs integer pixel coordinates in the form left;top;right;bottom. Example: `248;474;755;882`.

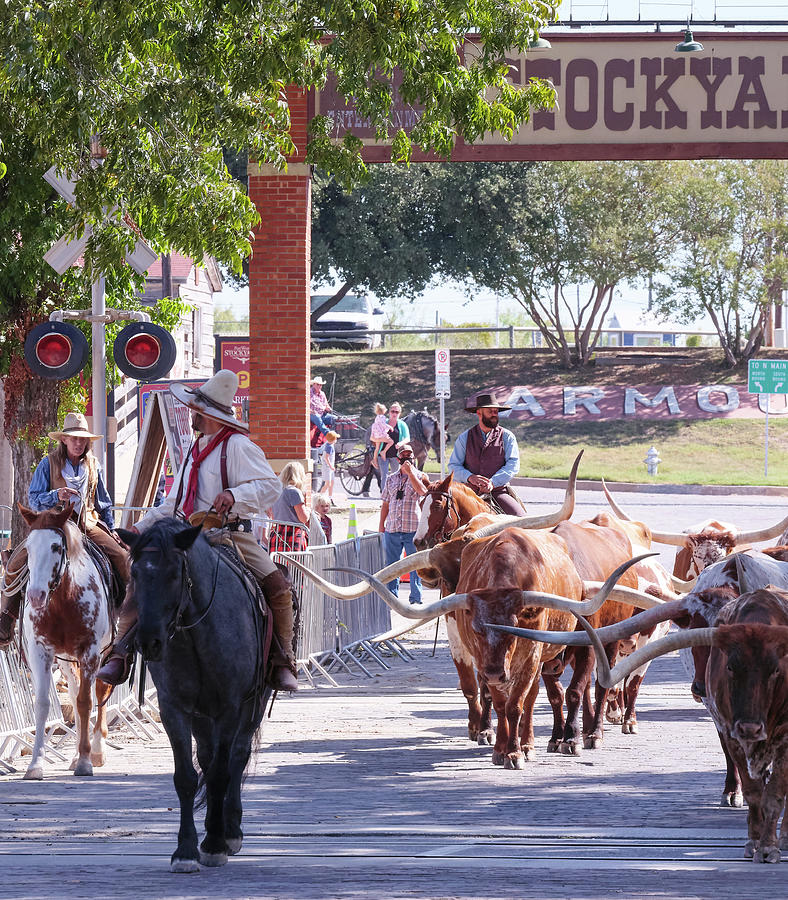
113;322;177;381
24;321;90;380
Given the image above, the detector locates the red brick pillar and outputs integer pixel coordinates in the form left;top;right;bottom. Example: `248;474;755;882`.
247;88;311;474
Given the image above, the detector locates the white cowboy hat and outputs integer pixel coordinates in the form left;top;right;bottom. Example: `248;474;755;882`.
170;370;248;431
311;375;327;385
48;412;101;442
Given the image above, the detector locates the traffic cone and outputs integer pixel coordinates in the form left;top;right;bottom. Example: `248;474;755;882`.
347;502;359;540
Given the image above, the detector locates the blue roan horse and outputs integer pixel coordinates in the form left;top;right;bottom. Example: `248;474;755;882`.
118;518;271;873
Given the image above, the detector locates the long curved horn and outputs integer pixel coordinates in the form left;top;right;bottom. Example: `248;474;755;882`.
487;598;688;646
576;616;716;688
584;582;671;609
601;479;632;522
332;566;471;619
671;574;697;592
286;550;435;600
514;553;658;616
735;513;788;545
470;450;583;540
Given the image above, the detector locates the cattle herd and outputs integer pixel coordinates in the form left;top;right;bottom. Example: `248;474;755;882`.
295;452;788;865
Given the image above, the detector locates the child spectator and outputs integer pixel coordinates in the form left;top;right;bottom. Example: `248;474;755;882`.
369;402;394;469
319;430;338;503
312;494;333;544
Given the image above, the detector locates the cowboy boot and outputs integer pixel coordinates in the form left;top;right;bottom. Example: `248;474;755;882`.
0;592;21;647
96;600;138;686
261;569;299;692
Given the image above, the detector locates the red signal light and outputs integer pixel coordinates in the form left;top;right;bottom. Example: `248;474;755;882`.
36;333;72;368
125;333;161;369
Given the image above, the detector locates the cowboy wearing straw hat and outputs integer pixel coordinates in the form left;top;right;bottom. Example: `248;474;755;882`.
97;370;300;692
447;392;526;517
0;412;130;646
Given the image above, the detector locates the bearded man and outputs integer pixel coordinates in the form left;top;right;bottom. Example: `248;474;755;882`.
447;393;525;516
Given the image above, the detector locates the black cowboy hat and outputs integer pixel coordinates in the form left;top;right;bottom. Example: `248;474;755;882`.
465;393;511;413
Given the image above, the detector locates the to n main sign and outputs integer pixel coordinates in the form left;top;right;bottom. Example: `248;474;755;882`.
314;33;788;162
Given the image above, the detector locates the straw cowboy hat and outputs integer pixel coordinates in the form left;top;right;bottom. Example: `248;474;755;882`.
311;375;327;385
170;370;248;431
465;392;511;413
48;412;101;442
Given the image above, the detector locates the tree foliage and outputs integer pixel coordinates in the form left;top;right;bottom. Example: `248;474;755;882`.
652;160;788;368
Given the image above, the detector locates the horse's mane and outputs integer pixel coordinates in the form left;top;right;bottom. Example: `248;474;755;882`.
130;516;197;559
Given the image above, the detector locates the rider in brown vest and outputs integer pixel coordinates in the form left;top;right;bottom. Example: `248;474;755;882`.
96;370;299;692
0;412;130;646
447;393;525;516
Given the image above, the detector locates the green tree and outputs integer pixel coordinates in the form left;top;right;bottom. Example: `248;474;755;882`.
653;160;788;368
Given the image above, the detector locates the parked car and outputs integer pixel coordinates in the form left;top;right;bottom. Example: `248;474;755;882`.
311;294;385;350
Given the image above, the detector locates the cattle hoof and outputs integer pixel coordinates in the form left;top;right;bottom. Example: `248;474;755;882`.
90;751;105;767
23;766;44;781
199;850;228;867
559;741;580;756
491;750;505;766
504;754;525;770
171;857;200;874
622;721;638;735
225;836;243;856
721;791;744;809
754;846;781;864
546;740;559;753
73;759;93;777
477;729;493;746
583;734;602;750
606;711;623;725
743;840;757;859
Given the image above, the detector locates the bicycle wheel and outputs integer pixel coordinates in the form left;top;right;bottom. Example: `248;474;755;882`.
338;449;370;496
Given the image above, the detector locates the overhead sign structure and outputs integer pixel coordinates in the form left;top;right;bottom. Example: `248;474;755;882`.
315;33;788;163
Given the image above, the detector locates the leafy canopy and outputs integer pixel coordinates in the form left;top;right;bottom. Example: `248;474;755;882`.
0;0;558;273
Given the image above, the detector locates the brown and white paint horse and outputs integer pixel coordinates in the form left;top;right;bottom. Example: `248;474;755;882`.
19;503;113;780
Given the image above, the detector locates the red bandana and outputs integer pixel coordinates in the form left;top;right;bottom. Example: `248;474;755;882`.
181;426;235;519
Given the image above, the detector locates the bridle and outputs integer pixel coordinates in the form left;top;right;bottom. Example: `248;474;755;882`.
427;490;461;544
37;528;70;600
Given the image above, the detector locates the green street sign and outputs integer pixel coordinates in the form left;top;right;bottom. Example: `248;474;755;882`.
748;359;788;394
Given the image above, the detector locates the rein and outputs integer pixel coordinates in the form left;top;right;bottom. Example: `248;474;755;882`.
167;549;220;638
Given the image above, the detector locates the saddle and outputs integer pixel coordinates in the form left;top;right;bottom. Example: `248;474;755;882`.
82;536;124;610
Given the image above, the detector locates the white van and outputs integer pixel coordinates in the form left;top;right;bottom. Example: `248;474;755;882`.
311;294;385;350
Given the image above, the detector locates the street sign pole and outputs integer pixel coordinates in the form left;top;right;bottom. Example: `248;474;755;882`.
765;393;770;478
435;348;451;478
439;397;446;478
91;271;107;469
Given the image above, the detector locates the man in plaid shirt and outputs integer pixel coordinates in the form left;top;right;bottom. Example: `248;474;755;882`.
378;445;424;604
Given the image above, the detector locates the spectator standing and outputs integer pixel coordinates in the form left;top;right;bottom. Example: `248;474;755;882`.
378;445;422;605
318;430;338;503
377;402;411;491
269;462;310;552
309;376;336;435
448;393;524;516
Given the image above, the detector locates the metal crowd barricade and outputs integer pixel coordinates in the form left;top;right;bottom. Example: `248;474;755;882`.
0;646;77;772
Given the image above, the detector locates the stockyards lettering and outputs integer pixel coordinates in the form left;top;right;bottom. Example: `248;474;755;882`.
482;385;788;422
313;34;788;162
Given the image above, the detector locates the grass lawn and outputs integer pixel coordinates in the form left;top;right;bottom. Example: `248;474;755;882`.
313;346;788;486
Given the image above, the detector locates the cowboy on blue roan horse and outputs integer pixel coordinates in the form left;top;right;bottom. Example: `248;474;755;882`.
97;370;299;692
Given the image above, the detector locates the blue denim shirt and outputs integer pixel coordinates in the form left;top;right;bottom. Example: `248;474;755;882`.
28;456;115;530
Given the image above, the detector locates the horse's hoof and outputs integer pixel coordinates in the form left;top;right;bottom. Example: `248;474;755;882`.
504;754;525;770
583;734;602;750
491;750;505;766
199;851;228;867
721;791;744;809
477;730;493;746
73;760;93;776
754;846;781;864
90;752;105;767
171;858;200;874
23;766;44;781
225;836;243;856
559;741;580;756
